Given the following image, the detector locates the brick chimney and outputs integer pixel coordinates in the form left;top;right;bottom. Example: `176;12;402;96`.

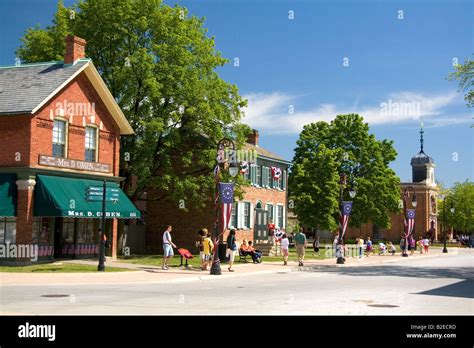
247;129;259;146
64;35;87;65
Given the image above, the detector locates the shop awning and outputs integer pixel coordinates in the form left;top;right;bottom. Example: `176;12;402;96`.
0;174;17;217
34;175;141;219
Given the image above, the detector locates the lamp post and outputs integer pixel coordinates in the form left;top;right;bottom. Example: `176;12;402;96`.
442;195;455;253
211;138;238;275
402;186;417;257
336;173;356;264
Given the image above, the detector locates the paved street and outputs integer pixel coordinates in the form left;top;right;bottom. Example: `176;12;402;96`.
1;249;472;315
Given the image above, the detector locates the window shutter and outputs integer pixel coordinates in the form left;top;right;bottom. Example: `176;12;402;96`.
282;170;287;190
283;205;286;229
274;205;278;228
249;203;254;230
251;165;257;185
262;167;267;187
237;202;243;229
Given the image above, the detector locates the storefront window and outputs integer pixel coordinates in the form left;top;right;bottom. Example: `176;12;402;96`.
77;219;96;243
32;217;52;244
0;217;17;243
62;218;75;244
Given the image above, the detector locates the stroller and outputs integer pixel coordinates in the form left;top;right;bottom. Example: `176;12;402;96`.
378;242;387;255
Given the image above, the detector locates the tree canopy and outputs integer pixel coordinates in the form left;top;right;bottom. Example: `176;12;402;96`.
17;0;250;208
289;114;401;231
439;181;474;234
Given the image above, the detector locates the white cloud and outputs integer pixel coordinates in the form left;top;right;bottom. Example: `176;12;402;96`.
241;91;469;134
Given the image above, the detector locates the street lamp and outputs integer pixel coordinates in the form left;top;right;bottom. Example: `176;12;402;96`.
211;138;238;275
442;194;455;253
336;173;356;264
402;186;416;257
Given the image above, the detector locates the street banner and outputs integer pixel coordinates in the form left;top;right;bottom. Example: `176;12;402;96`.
340;201;353;238
219;183;234;233
406;209;416;236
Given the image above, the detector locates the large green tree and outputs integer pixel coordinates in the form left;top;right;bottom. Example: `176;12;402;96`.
17;0;249;208
439;181;474;234
289;114;401;231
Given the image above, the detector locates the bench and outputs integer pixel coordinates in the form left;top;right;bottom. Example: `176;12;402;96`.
238;249;249;263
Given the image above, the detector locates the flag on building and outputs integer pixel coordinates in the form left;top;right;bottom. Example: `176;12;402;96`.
271;166;282;180
219;183;234;233
240;161;249;174
340;201;353;238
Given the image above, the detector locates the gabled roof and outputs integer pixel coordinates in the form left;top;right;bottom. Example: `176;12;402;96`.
0;59;134;135
244;142;291;165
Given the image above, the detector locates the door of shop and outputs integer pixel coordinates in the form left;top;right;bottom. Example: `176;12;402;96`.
254;209;268;243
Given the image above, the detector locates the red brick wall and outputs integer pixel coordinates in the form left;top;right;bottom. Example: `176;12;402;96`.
0;115;31;167
30;72;121;176
15;188;34;245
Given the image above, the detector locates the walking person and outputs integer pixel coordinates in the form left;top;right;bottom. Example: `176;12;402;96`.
202;229;214;270
417;237;424;254
295;229;307;266
226;229;237;272
409;236;416;255
162;225;176;270
196;229;206;270
423;237;430;254
313;235;320;255
357;237;364;258
281;233;290;265
400;234;407;256
365;237;373;257
333;232;339;258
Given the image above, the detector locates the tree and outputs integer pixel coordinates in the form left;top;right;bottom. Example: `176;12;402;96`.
439;181;474;234
17;0;249;208
448;56;474;108
289;114;401;231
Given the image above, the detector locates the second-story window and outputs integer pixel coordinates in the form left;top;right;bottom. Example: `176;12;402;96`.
85;126;97;162
52;120;67;158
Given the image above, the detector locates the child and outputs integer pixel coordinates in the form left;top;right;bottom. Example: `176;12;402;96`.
423;238;430;254
417;238;423;254
281;234;289;265
388;242;397;256
378;242;387;255
366;237;373;257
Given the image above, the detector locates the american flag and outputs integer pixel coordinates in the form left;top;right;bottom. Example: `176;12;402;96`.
405;209;415;236
340;201;353;238
271;166;282;180
219;183;234;233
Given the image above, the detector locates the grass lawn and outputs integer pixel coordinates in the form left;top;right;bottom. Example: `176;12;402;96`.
0;263;131;273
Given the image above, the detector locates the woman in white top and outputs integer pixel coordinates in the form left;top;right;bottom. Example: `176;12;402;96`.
280;234;290;266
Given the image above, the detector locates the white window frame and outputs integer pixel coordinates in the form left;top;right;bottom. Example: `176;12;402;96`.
84;125;99;162
266;203;274;224
52;118;68;158
276;204;285;229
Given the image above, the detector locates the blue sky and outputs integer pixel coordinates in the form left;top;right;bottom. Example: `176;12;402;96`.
0;0;472;187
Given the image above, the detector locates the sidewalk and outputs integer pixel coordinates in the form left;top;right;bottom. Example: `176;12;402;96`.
0;247;454;286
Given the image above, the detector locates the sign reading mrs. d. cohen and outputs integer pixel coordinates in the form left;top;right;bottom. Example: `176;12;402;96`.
39;155;110;173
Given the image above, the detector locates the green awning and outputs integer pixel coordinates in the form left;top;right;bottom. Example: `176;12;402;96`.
0;174;17;217
34;175;141;219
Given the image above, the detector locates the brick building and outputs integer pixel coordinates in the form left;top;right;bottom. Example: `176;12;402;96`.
345;126;439;243
0;36;139;262
145;130;291;253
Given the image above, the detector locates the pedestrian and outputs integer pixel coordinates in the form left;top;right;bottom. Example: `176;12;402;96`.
409;236;416;255
388;242;397;256
162;225;176;270
400;234;407;256
365;237;373;257
423;237;430;254
313;235;320;255
335;238;345;262
333;232;339;258
196;229;206;270
295;229;307;266
202;229;214;270
357;237;364;258
281;233;290;265
267;219;275;244
226;229;237;272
